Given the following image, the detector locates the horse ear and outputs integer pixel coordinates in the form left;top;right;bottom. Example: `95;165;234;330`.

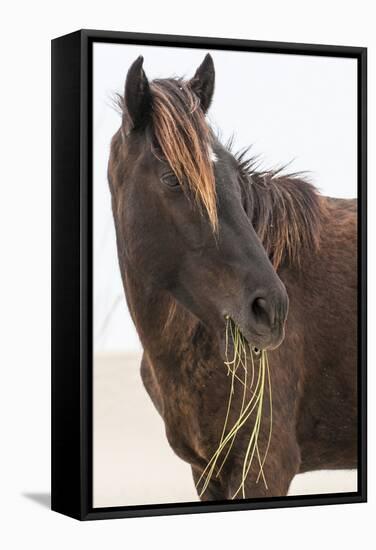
189;54;215;113
123;56;151;133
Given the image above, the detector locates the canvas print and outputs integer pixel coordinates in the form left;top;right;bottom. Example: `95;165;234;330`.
93;43;358;507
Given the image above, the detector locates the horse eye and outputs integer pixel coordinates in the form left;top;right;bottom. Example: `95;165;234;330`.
161;173;179;188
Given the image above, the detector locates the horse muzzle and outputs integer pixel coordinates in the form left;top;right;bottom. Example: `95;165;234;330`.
246;286;289;349
223;285;289;352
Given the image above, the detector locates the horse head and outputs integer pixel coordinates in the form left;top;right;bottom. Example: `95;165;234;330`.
108;54;289;352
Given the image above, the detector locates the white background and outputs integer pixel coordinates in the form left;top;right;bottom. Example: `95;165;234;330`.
0;1;374;549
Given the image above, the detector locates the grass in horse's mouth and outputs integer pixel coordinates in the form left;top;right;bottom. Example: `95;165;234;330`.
196;316;272;499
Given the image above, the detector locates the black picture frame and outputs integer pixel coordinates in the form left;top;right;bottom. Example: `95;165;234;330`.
51;29;367;521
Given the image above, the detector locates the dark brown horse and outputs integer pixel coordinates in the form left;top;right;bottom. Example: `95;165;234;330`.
108;54;357;500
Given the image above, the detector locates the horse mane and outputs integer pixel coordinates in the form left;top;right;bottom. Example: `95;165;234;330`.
117;76;324;270
235;149;325;270
150;79;218;231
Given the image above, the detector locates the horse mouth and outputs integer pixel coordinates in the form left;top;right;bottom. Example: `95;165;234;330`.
222;314;285;355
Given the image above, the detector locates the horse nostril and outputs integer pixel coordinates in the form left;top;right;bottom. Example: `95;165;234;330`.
251;297;276;328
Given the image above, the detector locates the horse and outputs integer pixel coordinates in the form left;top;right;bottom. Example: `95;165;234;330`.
107;53;357;500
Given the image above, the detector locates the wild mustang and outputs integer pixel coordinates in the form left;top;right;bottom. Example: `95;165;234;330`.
108;54;357;500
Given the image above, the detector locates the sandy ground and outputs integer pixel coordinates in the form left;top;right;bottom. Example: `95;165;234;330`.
93;353;357;508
